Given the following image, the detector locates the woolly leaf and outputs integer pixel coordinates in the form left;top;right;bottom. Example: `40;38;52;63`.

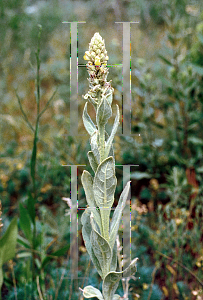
83;102;97;136
81;170;102;231
110;240;117;272
105;104;120;158
90;131;100;164
106;89;113;106
93;157;117;241
93;157;116;209
105;131;114;160
82;285;104;300
81;209;103;278
102;258;138;300
96;96;112;127
109;181;130;249
87;151;98;173
90;214;112;279
83;93;97;110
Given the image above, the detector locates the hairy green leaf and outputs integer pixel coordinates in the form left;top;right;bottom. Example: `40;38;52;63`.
83;102;97;136
88;151;98;173
90;131;100;164
102;258;138;300
96;96;112;127
105;131;114;160
90;214;112;279
82;285;104;299
83;92;98;110
93;157;117;241
81;170;102;231
110;240;117;272
81;209;103;278
93;157;116;208
105;104;119;158
109;181;130;249
106;89;113;106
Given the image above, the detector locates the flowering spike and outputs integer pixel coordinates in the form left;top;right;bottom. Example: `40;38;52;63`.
83;32;113;108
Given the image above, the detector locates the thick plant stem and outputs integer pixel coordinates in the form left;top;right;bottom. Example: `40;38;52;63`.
98;124;105;162
98;119;110;242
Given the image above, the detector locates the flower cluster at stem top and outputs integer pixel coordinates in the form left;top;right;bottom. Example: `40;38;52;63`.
83;32;113;109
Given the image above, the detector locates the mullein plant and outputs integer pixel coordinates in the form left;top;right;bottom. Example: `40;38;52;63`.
79;33;138;300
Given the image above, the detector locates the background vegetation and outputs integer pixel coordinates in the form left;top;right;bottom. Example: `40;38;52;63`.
0;0;203;299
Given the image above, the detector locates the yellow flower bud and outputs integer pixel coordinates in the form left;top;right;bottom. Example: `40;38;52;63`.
95;56;101;66
83;52;90;60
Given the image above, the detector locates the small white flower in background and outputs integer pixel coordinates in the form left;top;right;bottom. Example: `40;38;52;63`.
152;138;163;148
62;197;72;217
62;197;72;208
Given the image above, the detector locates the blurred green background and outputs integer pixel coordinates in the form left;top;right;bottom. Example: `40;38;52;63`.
0;0;203;299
